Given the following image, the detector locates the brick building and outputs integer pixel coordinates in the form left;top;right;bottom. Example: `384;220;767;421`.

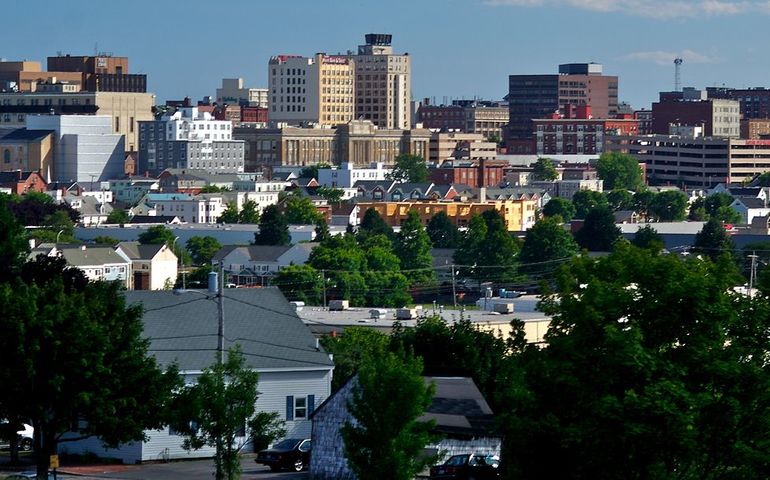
532;106;638;155
707;87;770;120
0;170;47;194
651;91;740;138
428;159;506;188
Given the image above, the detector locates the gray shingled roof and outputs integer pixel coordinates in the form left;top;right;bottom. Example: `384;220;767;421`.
127;288;334;372
117;241;166;260
421;377;497;437
213;245;292;263
59;245;129;267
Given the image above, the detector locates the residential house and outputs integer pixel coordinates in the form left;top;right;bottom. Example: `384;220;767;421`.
353;180;396;201
317;162;391;188
63;194;114;226
151;193;226;224
59;287;335;463
109;178;160;205
387;182;436;202
330;204;359;227
56;245;132;288
529;179;604;199
731;197;770;224
483;187;550;210
310;376;500;480
116;242;178;290
0;170;47;195
212;244;317;286
128;215;182;225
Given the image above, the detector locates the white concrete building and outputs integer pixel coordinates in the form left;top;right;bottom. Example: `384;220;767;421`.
116;242;178;291
138;107;245;175
317;162;391;188
154;193;226;224
216;78;268;107
25;115;125;183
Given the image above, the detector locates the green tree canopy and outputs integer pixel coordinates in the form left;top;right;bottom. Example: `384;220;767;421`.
186;236;223;266
0;202;29;283
690;193;741;224
253;205;290;246
454;211;519;283
394;210;435;286
595;151;644;190
218;202;240;224
238;200;260;224
0;262;180;478
519;217;578;274
387;154;429;183
342;350;438;480
426;211;460;248
284;196;321;225
320;327;391;391
169;346;285;480
138;225;188;262
92;235;120;246
499;245;770;479
106;208;130;225
648;190;688;222
198;185;230;193
359;208;393;239
316;186;345;205
631;225;665;252
531;157;558;181
572;190;608;219
606;189;634;212
574;206;622;252
542;197;576;222
692;218;735;261
272;265;323;305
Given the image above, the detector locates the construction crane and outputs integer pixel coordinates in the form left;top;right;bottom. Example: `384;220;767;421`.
674;58;683;92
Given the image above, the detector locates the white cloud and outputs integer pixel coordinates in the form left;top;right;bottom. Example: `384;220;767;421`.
484;0;768;18
619;49;718;65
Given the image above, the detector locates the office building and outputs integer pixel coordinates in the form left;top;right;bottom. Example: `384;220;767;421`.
137;106;244;175
348;34;411;129
707;87;770;120
506;62;618;153
268;53;355;127
532;106;638;155
429;132;497;163
0;128;54;175
651;91;740;138
417;100;508;141
216;78;268;107
46;54;146;93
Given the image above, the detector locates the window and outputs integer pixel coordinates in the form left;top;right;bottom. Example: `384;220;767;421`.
3;150;9;164
285;395;315;420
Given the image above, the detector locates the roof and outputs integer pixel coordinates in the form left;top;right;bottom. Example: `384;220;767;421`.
0;128;55;142
728;187;764;197
421;377;497;437
0;171;41;184
331;204;356;216
117;241;169;260
58;245;130;267
734;196;767;209
353;180;394;191
213;245;291;262
126;288;334;371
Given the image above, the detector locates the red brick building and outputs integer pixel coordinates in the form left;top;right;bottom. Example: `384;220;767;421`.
429;159;506;187
0;170;47;195
241;106;269;124
417;104;465;131
532;106;638;155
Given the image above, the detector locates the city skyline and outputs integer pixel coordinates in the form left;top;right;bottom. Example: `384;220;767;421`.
3;0;770;110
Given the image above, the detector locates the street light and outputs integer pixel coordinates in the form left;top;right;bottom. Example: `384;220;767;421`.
174;267;225;364
56;229;64;244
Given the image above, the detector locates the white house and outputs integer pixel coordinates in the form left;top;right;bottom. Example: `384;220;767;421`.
116;242;178;290
110;178;161;205
212;244;317;286
154;193;226;224
50;245;132;288
731;197;770;224
317;162;391;188
59;287;335;463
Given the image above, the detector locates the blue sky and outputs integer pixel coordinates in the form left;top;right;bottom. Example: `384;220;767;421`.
3;0;769;110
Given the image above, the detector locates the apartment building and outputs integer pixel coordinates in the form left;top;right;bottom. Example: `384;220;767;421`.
532;106;639;155
268;53;355;127
429;132;497;163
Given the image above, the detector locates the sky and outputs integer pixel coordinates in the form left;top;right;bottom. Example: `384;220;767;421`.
3;0;770;110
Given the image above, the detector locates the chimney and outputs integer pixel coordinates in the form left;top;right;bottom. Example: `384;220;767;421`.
479;186;487;203
208;271;219;294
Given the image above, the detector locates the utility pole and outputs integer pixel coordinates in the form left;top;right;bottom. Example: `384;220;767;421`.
748;252;758;298
217;264;225;365
321;270;327;309
451;264;457;308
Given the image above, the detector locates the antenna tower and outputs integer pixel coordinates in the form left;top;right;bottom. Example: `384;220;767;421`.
674;58;683;92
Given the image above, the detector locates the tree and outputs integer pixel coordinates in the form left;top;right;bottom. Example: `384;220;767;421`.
542;197;576;222
0;261;179;479
572;190;608;219
316;187;345;205
531;157;558;181
499;245;770;479
692;218;735;261
518;217;578;274
254;205;290;246
595;151;644;190
633;189;656;220
0;202;29;284
170;346;285;480
92;235;120;246
238;200;260;224
606;189;634;212
690;193;742;224
138;225;188;262
186;236;223;266
477;210;520;283
300;163;329;180
648;190;688;221
106;208;130;225
314;217;331;243
218;202;240;224
574;206;621;252
359;208;393;239
426;211;460;248
757;171;770;187
199;185;230;193
272;265;323;305
631;225;665;252
395;210;435;286
284;196;321;225
387;154;429;183
320;327;391;391
342;350;438;480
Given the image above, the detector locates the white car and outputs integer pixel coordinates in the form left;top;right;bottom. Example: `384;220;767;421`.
0;422;34;451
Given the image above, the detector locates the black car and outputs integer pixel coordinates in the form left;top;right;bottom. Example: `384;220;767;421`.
255;438;311;472
429;453;501;479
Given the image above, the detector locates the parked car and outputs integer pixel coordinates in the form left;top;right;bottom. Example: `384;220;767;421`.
4;472;54;480
255;438;311;472
0;422;33;452
429;453;501;479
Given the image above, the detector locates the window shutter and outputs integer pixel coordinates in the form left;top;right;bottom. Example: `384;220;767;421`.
286;395;294;421
308;395;315;415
